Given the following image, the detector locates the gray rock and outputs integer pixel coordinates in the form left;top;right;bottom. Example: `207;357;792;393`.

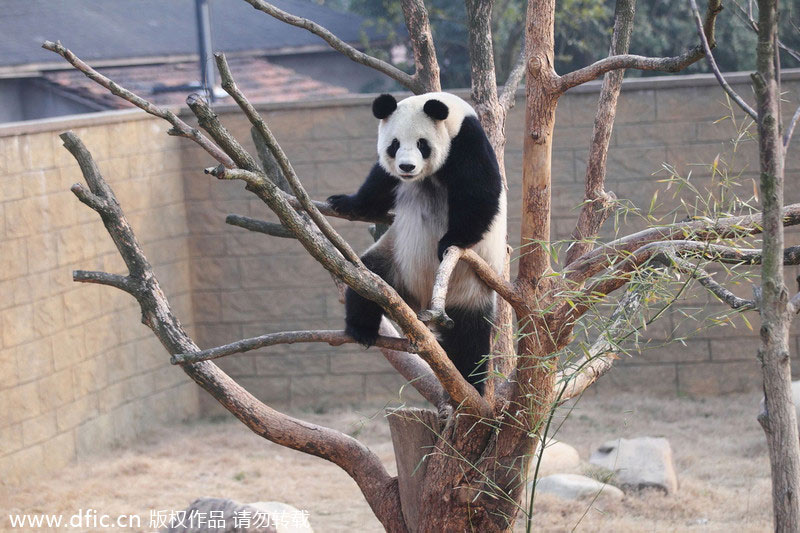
163;498;313;533
589;437;678;494
531;474;624;502
529;439;581;477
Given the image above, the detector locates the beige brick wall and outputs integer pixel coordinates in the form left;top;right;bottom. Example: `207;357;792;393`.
0;111;200;483
1;71;798;480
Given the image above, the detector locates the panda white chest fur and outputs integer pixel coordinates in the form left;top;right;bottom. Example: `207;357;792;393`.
390;176;506;310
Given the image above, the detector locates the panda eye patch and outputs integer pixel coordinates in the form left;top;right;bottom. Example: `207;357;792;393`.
417;138;431;159
387;138;400;158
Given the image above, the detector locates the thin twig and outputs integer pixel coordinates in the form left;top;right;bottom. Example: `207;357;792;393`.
785;105;800;149
689;0;758;120
242;0;419;93
499;45;527;112
42;41;235;168
661;240;800;266
171;329;413;365
731;0;800;63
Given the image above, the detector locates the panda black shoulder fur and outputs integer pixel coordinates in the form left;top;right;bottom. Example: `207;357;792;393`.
327;92;507;392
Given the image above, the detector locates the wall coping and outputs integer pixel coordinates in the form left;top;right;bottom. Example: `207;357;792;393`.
2;68;797;138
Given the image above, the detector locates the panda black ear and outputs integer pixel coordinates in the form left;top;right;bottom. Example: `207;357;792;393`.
423;99;449;121
372;94;397;119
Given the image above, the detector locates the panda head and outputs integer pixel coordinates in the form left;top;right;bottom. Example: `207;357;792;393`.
372;92;475;181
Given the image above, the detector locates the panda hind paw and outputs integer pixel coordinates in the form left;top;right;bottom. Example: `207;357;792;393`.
345;323;380;348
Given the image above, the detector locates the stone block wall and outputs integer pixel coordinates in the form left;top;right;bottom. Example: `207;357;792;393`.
0;111;200;483
1;70;798;480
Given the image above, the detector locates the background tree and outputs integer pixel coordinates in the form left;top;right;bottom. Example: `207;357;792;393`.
43;0;800;531
332;0;799;91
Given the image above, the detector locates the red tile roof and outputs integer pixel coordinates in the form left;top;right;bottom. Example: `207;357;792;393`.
42;56;350;109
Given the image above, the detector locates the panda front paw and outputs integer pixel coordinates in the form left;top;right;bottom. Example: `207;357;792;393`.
327;194;357;216
437;236;464;261
345;322;380;348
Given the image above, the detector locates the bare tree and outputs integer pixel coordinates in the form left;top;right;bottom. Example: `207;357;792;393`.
683;0;800;530
43;0;800;530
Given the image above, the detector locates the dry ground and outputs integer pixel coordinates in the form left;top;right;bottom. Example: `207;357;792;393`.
1;391;772;532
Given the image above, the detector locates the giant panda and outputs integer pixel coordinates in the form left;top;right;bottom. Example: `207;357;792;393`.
327;92;507;392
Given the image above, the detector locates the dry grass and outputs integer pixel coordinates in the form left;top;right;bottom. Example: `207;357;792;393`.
1;391;772;532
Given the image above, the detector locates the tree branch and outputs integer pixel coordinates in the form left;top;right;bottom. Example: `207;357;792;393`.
785;105;800;150
186;93;262;170
226;214;295;239
564;203;800;284
73;270;140;295
556;0;722;93
400;0;441;92
461;249;521;306
499;45;527;112
418;247;521;330
655;240;800;266
171;329;413;365
565;0;635;266
689;0;758;120
215;53;362;264
730;0;800;64
242;0;420;93
659;250;757;310
557;284;644;401
61;131;406;531
42;41;391;231
418;246;463;329
465;0;503;149
42;41;235;168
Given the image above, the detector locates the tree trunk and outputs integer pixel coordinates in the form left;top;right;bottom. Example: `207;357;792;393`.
754;1;800;531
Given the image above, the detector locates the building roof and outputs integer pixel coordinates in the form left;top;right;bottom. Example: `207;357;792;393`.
1;0;378;74
40;55;350;108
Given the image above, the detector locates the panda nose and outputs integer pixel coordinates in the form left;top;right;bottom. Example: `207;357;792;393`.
399;163;416;173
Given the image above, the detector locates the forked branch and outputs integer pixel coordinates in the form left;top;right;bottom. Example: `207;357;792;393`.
61;131;406;531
